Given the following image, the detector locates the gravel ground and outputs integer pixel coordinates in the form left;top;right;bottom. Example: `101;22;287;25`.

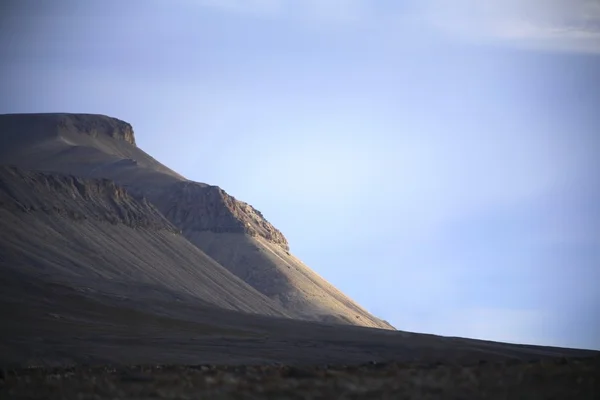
2;356;599;399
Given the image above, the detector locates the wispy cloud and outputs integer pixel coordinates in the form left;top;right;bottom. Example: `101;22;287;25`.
191;0;600;53
192;0;369;23
193;0;284;17
415;0;600;53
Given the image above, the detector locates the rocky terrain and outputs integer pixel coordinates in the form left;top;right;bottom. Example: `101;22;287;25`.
156;180;290;250
3;356;599;399
0;112;392;328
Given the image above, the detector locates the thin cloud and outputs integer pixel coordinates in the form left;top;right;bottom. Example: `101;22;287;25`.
421;0;600;53
192;0;369;23
191;0;600;53
192;0;284;17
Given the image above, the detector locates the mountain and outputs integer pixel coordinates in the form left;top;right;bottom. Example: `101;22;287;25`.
0;113;392;329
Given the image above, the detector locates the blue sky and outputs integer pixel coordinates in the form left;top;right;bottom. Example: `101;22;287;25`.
1;0;599;349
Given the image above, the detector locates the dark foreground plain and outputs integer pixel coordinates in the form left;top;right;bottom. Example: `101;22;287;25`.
2;356;599;399
1;269;599;399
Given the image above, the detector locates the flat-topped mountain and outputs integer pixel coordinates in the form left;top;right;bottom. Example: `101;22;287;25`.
0;112;393;329
0;113;136;146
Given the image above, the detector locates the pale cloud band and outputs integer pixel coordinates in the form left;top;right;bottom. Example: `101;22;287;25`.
193;0;600;53
423;0;600;53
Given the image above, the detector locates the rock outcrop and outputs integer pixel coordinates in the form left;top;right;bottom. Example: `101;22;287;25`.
156;181;290;251
0;113;136;150
56;113;136;146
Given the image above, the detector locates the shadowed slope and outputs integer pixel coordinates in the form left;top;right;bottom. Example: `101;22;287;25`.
1;266;596;369
0;165;288;316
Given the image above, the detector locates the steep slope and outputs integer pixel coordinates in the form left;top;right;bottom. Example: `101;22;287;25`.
156;182;392;326
0;113;392;329
0;165;288;316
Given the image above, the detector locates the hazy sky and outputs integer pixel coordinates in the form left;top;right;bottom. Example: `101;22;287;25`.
1;0;599;350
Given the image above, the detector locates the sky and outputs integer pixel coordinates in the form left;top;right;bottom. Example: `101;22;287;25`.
1;0;599;350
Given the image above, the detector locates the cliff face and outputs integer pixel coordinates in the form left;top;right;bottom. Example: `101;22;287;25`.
156;181;290;251
0;165;172;231
56;113;136;146
0;113;136;152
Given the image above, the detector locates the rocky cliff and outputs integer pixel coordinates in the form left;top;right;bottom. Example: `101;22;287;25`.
156;181;290;251
0;113;136;151
57;113;136;146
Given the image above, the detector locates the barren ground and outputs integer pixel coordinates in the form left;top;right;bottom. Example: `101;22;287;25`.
2;356;599;399
1;268;599;398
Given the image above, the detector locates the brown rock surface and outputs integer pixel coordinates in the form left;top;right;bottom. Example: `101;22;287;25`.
156;181;289;251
